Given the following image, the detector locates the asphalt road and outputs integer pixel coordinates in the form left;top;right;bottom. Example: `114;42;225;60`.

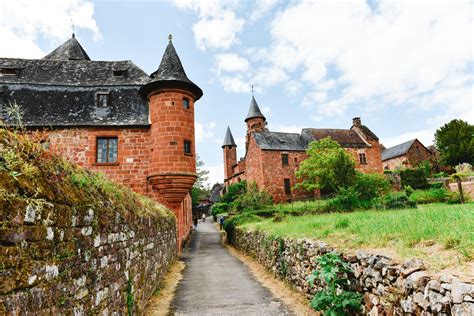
170;218;293;316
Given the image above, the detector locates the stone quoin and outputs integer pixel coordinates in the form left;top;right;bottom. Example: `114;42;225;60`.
223;96;383;202
0;34;202;250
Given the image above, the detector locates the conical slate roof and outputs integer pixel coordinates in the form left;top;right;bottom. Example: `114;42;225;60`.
222;126;237;147
245;96;266;122
43;34;91;61
140;36;203;100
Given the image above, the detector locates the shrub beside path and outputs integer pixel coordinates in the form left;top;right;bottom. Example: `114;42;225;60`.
170;218;293;315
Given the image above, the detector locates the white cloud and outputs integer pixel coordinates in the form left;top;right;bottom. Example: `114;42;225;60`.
381;128;436;148
250;0;280;21
0;0;100;58
205;163;225;186
195;121;217;143
214;53;249;74
284;80;302;95
260;105;271;115
272;125;304;134
266;0;473;120
172;0;244;51
220;75;250;93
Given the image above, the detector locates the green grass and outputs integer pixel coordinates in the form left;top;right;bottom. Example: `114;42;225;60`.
272;199;328;214
241;203;474;268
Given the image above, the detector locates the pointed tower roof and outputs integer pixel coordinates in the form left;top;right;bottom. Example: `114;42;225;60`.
43;34;91;61
222;126;237;147
140;35;203;100
245;96;266;122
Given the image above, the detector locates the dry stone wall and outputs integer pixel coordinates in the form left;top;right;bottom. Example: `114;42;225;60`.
1;202;177;314
231;228;474;315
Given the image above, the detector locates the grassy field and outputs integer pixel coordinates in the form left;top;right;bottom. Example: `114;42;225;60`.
241;203;474;272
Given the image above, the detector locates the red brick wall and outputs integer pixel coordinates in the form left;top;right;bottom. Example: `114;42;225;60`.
223;145;237;179
382;140;432;170
45;128;151;194
228;136;383;203
347;141;383;174
243;136;265;188
260;150;311;203
148;89;196;175
32;88;198;252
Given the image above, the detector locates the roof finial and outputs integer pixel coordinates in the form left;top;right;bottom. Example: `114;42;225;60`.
71;18;75;38
251;84;255;95
168;34;173;42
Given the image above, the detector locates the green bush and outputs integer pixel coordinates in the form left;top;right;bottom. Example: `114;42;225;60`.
234;181;273;211
429;182;445;189
354;172;390;202
409;188;449;204
446;191;470;204
223;212;261;241
307;253;362;315
210;202;229;216
400;168;429;190
221;181;247;203
324;187;360;212
380;192;417;209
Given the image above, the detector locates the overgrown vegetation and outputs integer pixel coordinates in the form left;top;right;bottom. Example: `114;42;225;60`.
307;253;362;315
241;203;474;267
296;138;356;193
434;119;474;167
0;127;172;218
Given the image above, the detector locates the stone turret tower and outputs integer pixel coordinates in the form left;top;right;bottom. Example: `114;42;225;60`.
222;126;237;180
245;96;266;148
140;36;202;246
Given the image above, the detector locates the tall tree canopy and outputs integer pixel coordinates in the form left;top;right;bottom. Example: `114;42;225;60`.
296;137;356;193
191;155;210;207
434;119;474;167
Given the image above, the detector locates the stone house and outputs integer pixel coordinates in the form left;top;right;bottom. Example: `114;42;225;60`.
222;96;383;203
0;34;202;249
382;139;433;171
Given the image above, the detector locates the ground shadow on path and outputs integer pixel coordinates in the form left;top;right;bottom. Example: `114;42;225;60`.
170;219;293;316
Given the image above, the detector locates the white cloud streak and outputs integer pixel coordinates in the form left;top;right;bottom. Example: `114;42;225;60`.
0;0;100;58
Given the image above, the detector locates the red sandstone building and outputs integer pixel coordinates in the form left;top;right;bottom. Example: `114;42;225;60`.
222;96;383;202
0;34;201;249
381;139;433;170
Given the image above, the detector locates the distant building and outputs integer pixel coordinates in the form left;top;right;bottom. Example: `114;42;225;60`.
382;139;433;170
222;96;383;203
0;34;203;250
209;183;224;204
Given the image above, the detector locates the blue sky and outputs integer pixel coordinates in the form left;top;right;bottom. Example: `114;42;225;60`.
1;0;472;186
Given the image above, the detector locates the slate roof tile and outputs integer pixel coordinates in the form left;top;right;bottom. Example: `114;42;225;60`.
381;139;417;161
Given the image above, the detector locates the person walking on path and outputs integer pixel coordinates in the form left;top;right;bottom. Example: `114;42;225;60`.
202;212;206;223
219;215;225;231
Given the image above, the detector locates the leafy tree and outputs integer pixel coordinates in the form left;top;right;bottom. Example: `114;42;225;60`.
434;119;474;167
191;155;210;207
235;181;272;210
221;181;247;204
296;138;356;193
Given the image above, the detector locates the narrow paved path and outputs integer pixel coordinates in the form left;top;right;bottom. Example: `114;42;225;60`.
170;218;292;316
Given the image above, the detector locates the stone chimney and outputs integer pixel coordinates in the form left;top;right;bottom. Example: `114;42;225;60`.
352;117;361;126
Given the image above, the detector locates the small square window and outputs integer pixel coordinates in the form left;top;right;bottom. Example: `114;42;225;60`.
282;154;289;166
113;70;126;77
97;137;118;163
183;98;190;109
184;140;192;155
359;153;367;164
97;93;109;107
2;68;17;76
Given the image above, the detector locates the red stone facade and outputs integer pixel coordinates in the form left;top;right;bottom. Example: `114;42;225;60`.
382;139;433;170
224;104;383;203
36;111;196;250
